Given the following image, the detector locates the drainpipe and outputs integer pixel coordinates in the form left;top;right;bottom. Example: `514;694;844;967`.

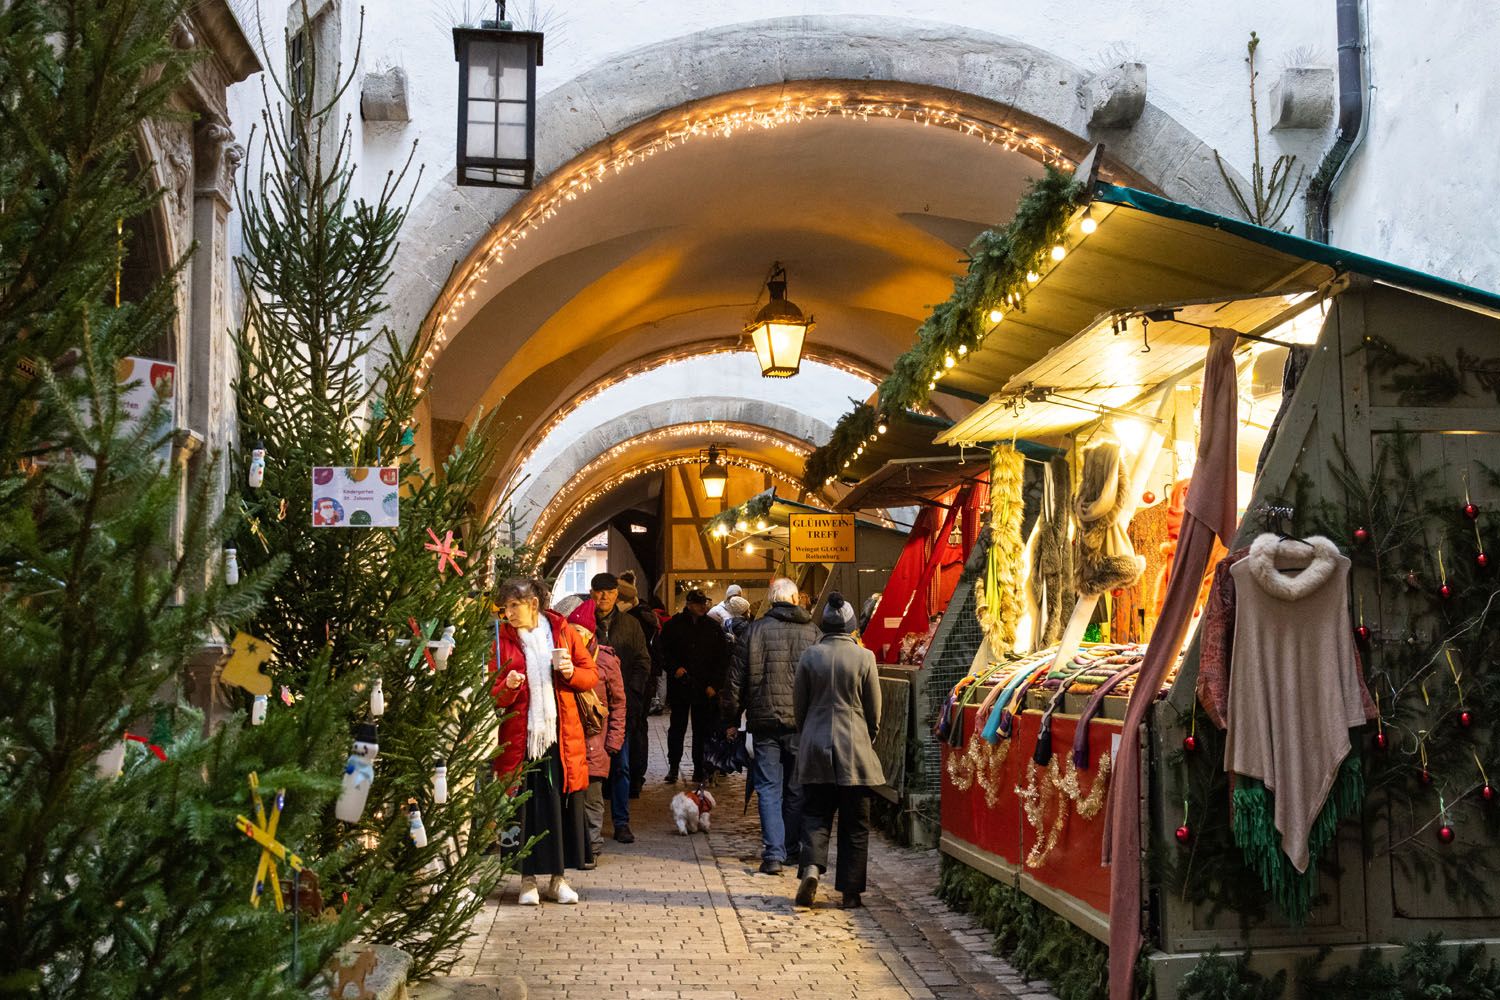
1308;0;1369;242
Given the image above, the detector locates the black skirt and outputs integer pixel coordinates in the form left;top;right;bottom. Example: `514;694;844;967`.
519;741;593;876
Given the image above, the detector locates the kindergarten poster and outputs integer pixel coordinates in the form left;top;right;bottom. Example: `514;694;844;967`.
311;467;400;527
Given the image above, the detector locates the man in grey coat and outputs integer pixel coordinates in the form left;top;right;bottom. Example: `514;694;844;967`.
722;577;817;875
792;592;883;910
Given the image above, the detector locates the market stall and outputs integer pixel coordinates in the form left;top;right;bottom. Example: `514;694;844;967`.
807;155;1500;996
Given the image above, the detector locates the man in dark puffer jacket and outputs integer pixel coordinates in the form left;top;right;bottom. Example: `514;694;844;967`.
723;577;818;875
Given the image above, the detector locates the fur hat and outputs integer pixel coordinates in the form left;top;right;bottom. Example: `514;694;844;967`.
726;595;751;618
821;592;856;633
617;577;639;603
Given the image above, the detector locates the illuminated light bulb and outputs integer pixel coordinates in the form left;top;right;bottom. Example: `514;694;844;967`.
756;519;767;531
735;519;749;532
877;422;888;434
927;380;936;390
1080;209;1098;234
1026;270;1040;284
944;355;956;368
1051;244;1066;261
957;344;968;356
988;308;1004;324
744;542;755;554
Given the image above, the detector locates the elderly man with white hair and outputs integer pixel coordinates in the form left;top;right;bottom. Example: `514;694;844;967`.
722;576;818;875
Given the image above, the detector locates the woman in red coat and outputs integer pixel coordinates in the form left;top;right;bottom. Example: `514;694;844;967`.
491;578;598;905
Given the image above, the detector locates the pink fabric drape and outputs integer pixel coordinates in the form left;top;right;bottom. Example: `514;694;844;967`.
1106;328;1239;1000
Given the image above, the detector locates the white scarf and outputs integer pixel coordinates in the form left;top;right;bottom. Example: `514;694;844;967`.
519;616;559;762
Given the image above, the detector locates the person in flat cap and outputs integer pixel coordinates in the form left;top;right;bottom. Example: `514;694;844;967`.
792;591;883;910
658;588;728;784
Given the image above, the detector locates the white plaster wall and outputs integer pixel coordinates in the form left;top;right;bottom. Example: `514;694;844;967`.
1328;1;1500;290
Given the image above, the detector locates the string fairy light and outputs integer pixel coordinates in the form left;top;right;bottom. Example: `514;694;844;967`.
416;96;1075;389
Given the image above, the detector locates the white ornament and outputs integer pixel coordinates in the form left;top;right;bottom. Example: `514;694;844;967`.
429;625;456;670
95;740;126;778
247;446;266;489
369;677;385;718
432;759;448;804
335;724;379;823
250;694;267;726
407;802;429;848
224;547;240;586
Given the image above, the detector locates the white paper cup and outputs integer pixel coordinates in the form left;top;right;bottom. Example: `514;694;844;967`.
552;647;569;670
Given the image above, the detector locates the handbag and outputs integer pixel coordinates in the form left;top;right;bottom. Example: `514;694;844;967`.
575;689;607;737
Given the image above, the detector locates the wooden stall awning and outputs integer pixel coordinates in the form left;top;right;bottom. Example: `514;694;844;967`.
934;181;1500;446
834;409;963;486
836;457;983;511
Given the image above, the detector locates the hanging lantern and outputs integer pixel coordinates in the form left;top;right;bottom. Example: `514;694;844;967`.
698;444;729;499
452;5;544;189
745;262;814;378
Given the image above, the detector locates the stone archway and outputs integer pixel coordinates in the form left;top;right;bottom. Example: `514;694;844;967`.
388;14;1244;349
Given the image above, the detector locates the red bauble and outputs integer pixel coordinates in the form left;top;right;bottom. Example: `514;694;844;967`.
1437;824;1456;845
1479;552;1490;570
1375;731;1388;751
1459;709;1475;729
1483;784;1497;803
1142;490;1156;505
1355;624;1372;642
1465;502;1480;521
1175;824;1192;845
1405;569;1421;590
1354;527;1371;545
1440;583;1454;600
1182;734;1199;753
1420;767;1433;786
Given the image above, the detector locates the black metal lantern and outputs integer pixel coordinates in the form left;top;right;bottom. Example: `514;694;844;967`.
452;3;543;189
745;262;813;378
698;444;729;499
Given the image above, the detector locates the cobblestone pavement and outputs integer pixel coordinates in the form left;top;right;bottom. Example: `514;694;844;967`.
420;715;1058;1000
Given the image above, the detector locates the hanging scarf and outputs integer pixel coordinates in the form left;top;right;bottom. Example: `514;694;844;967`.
520;617;559;762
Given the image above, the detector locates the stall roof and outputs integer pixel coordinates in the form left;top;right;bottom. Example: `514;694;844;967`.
834;409;960;485
836;457;983;511
936;181;1500;445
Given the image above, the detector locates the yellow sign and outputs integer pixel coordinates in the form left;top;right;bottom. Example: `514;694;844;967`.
789;513;856;564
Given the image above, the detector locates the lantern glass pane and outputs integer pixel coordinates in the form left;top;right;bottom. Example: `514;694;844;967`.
701;469;727;499
748;323;775;373
463;37;530;162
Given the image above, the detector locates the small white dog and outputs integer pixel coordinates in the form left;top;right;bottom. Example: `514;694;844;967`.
670;788;716;835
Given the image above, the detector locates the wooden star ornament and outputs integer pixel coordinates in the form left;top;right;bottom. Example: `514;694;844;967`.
234;772;305;912
424;528;466;577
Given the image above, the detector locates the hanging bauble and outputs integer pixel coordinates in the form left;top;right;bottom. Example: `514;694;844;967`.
1405;569;1421;590
1464;502;1480;521
1174;824;1192;845
1420;767;1433;786
1355;624;1371;642
1439;583;1454;601
1353;526;1371;545
1459;708;1475;729
1437;824;1455;845
1374;730;1388;751
1142;490;1156;505
1483;784;1497;803
1182;734;1199;753
1478;551;1490;570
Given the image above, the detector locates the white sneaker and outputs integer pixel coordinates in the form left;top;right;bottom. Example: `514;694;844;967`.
547;876;578;904
517;877;540;906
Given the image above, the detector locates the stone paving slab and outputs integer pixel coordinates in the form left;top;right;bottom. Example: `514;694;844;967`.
417;716;1057;1000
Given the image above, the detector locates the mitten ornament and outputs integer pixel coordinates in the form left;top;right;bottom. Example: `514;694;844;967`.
336;724;379;824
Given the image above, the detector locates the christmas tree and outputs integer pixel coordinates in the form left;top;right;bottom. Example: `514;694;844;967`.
229;10;529;978
0;0;368;995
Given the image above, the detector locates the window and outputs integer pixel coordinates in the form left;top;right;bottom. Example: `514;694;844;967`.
559;558;588;597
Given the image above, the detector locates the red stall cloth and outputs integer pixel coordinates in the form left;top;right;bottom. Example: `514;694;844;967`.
862;483;984;662
1105;329;1239;1000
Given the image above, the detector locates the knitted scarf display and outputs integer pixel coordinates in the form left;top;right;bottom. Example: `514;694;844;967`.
520;617;559;762
1032;457;1076;647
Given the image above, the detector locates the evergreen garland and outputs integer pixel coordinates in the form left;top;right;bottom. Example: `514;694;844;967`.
802;166;1089;486
1180;935;1500;999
